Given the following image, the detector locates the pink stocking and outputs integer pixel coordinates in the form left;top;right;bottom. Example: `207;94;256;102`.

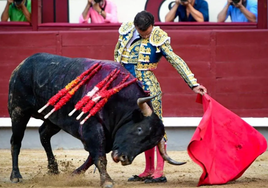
138;147;155;177
152;143;166;179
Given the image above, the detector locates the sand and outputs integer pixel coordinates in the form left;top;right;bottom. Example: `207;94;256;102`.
0;149;267;188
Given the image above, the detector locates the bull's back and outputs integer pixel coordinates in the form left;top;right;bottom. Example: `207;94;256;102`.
9;53;86;114
8;52;147;144
8;53;138;117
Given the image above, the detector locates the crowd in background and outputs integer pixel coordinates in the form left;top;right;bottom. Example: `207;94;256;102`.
1;0;258;23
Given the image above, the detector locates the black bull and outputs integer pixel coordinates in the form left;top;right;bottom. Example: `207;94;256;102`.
8;53;184;188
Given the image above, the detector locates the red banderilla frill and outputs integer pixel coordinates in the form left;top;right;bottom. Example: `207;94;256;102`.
76;69;121;120
69;69;120;117
38;63;100;114
80;77;137;125
118;73;130;85
41;63;102;119
99;69;121;92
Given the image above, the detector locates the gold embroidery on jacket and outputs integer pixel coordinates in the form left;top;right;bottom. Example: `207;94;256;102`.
138;54;150;62
119;22;135;35
150;27;170;47
136;62;158;70
161;42;198;87
140;45;151;54
137;71;162;119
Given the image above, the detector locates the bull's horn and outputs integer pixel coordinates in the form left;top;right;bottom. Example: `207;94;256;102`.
157;138;186;165
137;95;156;117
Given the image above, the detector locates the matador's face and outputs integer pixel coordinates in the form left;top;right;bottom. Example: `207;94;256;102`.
136;25;153;39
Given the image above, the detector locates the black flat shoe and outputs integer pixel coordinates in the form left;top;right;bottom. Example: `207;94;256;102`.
128;175;152;182
144;176;167;183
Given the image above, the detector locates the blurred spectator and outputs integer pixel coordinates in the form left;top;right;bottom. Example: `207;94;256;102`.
79;0;118;23
217;0;257;22
1;0;31;22
165;0;209;22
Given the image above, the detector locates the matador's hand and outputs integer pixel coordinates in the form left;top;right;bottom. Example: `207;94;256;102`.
193;85;207;95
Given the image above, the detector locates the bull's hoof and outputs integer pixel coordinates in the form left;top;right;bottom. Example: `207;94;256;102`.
102;181;114;188
47;169;59;175
10;178;22;183
48;163;59;175
10;177;23;183
10;171;23;183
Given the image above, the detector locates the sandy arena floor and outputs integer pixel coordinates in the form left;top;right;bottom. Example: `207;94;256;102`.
0;149;267;188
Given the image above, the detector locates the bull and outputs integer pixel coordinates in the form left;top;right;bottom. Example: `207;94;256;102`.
8;53;183;188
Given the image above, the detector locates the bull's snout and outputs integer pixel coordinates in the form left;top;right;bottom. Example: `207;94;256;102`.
111;150;120;163
119;155;127;162
111;150;132;166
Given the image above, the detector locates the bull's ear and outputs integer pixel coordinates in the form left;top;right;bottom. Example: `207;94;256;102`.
132;109;144;123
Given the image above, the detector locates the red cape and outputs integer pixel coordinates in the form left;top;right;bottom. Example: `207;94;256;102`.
187;94;267;186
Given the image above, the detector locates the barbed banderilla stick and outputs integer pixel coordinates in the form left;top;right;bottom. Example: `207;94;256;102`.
99;69;121;92
38;63;100;113
76;69;121;120
76;95;102;120
80;77;137;124
43;64;102;119
69;69;118;117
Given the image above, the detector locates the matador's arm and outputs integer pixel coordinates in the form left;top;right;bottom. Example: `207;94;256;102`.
160;41;200;89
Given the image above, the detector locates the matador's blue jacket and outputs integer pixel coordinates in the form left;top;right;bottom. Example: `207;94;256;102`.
114;22;199;120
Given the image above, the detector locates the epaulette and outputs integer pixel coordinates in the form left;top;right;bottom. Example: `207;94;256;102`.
149;26;170;46
119;22;135;35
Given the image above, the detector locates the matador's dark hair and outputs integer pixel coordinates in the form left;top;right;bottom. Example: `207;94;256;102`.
134;11;155;31
94;0;102;3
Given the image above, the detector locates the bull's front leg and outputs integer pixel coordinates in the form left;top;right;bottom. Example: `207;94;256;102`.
96;156;113;188
82;119;113;188
73;152;113;187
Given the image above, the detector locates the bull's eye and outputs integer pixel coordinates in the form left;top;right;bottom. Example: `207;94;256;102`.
137;127;143;134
